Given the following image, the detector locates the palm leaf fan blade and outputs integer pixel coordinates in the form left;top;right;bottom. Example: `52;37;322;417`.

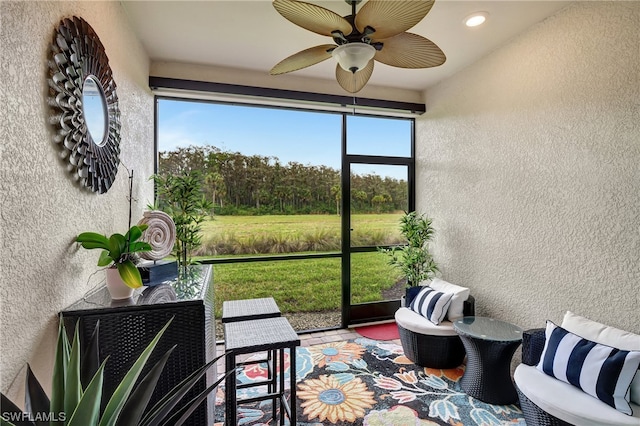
355;0;435;40
375;32;445;68
270;44;335;75
272;0;352;37
335;60;374;93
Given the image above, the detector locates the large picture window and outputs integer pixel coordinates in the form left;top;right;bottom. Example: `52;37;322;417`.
156;97;414;332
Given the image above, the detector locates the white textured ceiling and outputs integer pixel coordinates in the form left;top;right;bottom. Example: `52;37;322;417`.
121;0;571;92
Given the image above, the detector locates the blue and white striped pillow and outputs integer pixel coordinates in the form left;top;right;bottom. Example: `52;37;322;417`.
537;321;640;415
409;286;453;325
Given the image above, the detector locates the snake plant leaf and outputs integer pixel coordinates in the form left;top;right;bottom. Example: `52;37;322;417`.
24;364;50;426
2;317;223;426
98;318;174;426
1;393;29;426
66;359;107;426
80;320;101;389
76;232;110;249
139;353;224;426
97;251;113;267
51;317;71;425
64;324;83;418
165;369;234;426
114;346;177;426
116;260;143;288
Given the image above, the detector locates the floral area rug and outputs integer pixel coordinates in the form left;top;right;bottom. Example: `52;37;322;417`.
214;337;525;425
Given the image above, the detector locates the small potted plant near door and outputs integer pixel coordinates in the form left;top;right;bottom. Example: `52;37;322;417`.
381;211;439;306
76;224;152;299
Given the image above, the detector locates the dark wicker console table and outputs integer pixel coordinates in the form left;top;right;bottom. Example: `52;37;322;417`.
60;265;214;426
453;316;523;405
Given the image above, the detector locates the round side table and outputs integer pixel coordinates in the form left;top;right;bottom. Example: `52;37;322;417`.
453;316;523;405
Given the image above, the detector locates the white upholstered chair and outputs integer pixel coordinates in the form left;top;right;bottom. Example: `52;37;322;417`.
394;278;475;368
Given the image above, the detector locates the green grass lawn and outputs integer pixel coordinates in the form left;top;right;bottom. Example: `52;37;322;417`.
212;251;399;317
198;213;405;255
201;213;404;236
194;213;405;317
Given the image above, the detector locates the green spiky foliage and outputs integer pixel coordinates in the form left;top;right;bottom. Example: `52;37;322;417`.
0;317;228;426
75;225;152;288
379;211;439;287
150;171;213;270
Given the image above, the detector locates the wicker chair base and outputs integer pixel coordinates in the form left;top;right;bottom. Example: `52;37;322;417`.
516;386;573;426
397;323;466;368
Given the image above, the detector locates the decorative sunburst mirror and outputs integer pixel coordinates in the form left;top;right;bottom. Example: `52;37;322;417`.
48;16;121;194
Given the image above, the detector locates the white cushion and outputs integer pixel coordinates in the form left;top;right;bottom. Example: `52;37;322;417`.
632;375;640;407
515;364;640;426
562;311;640;405
395;307;458;336
427;278;470;320
409;286;452;325
561;311;640;351
536;321;640;415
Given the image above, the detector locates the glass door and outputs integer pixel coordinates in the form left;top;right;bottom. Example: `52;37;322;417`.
341;115;414;325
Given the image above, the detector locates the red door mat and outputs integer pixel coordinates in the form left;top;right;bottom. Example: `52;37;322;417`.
354;322;400;340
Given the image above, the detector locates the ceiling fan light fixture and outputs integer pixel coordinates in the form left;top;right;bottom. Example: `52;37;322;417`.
332;43;376;73
464;12;489;27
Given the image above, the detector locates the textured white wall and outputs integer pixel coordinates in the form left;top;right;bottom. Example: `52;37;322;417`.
416;2;639;334
0;1;153;399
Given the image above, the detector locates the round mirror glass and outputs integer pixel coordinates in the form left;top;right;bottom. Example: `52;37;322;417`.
82;76;108;146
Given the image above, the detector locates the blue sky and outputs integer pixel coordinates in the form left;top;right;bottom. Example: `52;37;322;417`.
157;99;411;179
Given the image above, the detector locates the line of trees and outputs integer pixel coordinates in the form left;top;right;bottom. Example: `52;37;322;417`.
158;145;408;215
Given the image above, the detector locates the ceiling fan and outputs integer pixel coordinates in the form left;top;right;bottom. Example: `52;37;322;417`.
270;0;446;93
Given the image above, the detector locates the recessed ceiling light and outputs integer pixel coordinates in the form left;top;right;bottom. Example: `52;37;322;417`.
464;12;489;27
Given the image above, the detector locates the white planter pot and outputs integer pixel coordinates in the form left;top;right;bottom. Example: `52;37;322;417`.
106;268;134;300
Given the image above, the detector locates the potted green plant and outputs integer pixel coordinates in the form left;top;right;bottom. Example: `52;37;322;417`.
380;211;439;305
76;224;152;298
150;171;213;270
0;317;229;426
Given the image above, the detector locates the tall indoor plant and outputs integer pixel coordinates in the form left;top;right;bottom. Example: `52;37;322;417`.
381;211;439;304
150;171;213;269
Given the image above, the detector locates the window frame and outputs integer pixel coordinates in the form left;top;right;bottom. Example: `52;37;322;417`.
153;87;416;329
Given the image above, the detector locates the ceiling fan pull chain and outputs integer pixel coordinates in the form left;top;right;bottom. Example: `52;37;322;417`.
352;73;357;114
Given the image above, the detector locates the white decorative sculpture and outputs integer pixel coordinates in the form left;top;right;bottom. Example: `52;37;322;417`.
137;210;176;261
